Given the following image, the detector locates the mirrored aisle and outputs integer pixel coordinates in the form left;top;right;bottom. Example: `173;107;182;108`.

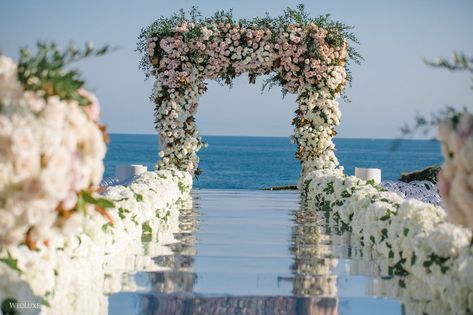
108;190;408;315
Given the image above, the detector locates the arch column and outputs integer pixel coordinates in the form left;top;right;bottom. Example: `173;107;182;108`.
154;78;206;174
293;90;343;185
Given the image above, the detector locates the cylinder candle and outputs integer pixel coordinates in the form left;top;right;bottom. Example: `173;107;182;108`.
355;167;381;184
115;164;148;182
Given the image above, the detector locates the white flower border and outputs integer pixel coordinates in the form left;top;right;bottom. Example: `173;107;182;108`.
303;169;473;313
0;170;192;314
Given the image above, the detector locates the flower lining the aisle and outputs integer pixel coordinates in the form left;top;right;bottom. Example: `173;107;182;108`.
303;170;473;313
0;170;192;314
0;44;193;314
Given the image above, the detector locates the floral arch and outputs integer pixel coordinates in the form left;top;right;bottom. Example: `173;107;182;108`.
138;6;360;180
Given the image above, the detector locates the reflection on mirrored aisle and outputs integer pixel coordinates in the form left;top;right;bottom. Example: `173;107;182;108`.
108;190;404;315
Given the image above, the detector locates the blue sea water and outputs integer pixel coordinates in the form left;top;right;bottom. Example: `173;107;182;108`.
104;134;443;189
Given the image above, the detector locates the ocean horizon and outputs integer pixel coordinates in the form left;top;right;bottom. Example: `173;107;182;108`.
108;132;438;141
104;133;443;189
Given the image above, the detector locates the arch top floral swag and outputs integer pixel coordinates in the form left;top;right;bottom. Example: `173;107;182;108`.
138;5;361;178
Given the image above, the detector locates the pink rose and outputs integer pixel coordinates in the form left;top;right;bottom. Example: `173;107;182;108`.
438;170;450;198
77;88;100;121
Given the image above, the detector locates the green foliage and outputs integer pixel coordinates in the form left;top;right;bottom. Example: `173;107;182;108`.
102;222;113;232
118;207;130;219
394;52;472;148
0;253;20;274
142;222;153;235
323;181;335;194
423;253;450;274
17;42;112;104
425;52;473;89
134;192;144;202
399;106;463;139
177;181;187;193
81;191;115;209
137;5;362;80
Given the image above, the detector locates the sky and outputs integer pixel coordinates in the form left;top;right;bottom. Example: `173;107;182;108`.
1;0;472;138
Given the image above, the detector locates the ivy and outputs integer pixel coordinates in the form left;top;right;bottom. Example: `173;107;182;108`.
177;181;187;193
381;228;388;242
102;222;113;232
323;182;334;194
118;207;130;219
423;253;450;274
134;192;144;202
341;190;352;198
142;222;153;235
411;253;417;265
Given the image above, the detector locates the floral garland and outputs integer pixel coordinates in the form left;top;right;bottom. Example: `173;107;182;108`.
437;110;473;229
138;6;360;178
302;169;473;313
0;44;112;250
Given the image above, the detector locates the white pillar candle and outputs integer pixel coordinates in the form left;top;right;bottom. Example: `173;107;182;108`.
115;164;148;182
355;167;381;184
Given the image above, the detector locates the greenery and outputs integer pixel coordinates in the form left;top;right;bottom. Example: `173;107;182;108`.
0;252;20;273
261;185;298;191
137;4;362;86
394;52;472;147
17;42;112;105
398;106;464;139
425;52;473;89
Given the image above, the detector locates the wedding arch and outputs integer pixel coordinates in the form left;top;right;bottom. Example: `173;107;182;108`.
138;5;360;179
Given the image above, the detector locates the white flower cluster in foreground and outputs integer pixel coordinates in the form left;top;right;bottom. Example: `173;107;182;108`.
438;111;473;229
0;170;192;315
303;169;473;314
0;55;106;247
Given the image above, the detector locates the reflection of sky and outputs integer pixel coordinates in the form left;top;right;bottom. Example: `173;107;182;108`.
1;0;472;138
191;190;295;295
109;189;404;314
339;297;401;315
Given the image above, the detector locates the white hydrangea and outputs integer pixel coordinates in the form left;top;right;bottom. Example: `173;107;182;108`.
0;56;107;247
302;169;473;313
0;170;193;314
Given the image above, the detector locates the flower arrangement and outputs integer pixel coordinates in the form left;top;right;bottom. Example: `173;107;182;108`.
0;169;192;314
0;43;112;249
302;169;473;313
437;110;473;230
0;43;194;314
138;5;361;179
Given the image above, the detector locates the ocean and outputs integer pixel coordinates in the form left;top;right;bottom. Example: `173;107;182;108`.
104;134;443;189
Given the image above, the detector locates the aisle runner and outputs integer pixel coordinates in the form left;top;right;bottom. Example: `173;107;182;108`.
108;190;402;315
